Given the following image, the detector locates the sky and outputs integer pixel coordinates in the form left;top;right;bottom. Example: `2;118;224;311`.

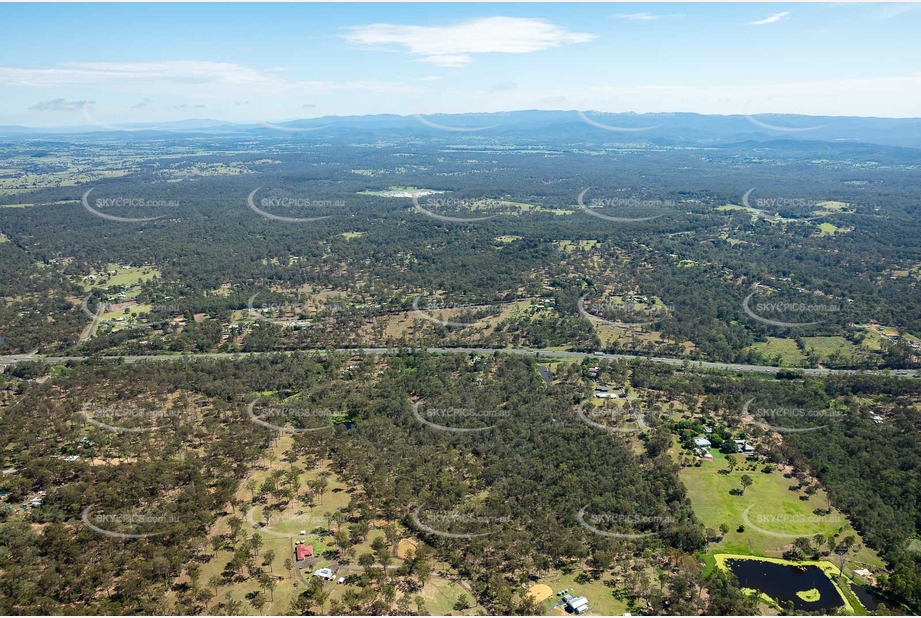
1;2;920;127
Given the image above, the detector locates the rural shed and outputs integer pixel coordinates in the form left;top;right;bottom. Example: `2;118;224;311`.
567;596;589;614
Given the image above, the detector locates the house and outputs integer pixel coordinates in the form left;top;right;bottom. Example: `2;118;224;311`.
693;437;711;448
871;414;884;424
313;567;335;580
595;388;625;399
734;439;755;453
695;447;713;459
295;542;313;561
566;596;590;614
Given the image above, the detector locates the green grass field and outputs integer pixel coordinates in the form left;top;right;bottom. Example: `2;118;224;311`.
802;336;856;362
746;337;806;366
531;570;629;616
817;222;844;236
80;265;160;290
681;450;879;564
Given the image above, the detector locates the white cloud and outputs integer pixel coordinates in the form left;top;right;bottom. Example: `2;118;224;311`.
343;17;595;65
29;98;94;112
611;13;683;21
0;61;420;97
421;55;471;67
746;12;790;26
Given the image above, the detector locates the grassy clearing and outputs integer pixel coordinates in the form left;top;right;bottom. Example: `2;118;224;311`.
814;201;853;212
747;337;806;366
340;232;364;240
817;222;845;236
531;570;629;616
0;199;77;209
802;337;855;362
358;186;445;198
681;451;880;566
554;240;598;252
80;265;160;291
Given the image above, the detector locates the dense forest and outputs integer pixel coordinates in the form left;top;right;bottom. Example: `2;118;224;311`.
1;127;919;616
0;352;765;615
0;134;918;371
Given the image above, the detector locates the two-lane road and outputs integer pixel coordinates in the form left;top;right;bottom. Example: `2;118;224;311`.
1;347;918;378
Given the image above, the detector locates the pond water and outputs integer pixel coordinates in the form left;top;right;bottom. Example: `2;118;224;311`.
850;583;887;611
726;558;845;612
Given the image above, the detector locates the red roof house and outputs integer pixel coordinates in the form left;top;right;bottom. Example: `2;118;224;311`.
295;544;313;561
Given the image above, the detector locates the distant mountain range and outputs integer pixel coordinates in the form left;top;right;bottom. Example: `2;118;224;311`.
4;110;921;149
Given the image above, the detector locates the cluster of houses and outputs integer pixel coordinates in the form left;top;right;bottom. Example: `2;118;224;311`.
594;386;626;399
296;542;346;585
692;434;754;459
693;437;714;459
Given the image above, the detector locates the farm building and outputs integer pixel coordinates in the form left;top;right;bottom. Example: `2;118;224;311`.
566;595;590;614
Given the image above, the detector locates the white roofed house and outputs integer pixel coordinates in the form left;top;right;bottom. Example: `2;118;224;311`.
566;596;590;614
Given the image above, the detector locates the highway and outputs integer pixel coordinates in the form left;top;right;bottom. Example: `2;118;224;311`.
1;347;918;378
